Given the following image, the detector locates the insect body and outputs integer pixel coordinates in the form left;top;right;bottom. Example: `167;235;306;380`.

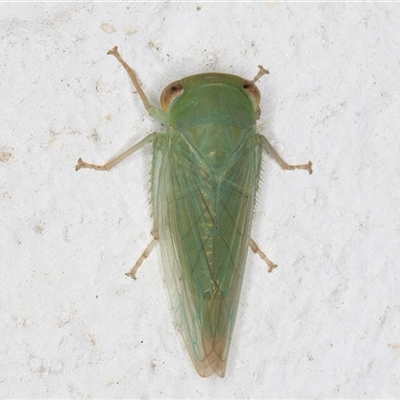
76;47;312;378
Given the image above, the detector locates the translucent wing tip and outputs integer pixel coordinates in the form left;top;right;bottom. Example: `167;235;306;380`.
192;335;229;378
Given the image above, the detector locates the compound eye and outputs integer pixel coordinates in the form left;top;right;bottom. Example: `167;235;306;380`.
242;79;261;107
160;80;184;110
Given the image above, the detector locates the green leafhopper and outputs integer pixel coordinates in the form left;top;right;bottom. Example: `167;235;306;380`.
76;47;312;378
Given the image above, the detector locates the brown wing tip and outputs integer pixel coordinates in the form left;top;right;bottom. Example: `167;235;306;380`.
192;335;229;378
195;358;227;378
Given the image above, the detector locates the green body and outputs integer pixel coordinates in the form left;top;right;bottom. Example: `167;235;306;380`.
77;48;312;379
152;74;263;377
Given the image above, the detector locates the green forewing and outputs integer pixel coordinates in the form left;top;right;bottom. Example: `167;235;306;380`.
152;80;262;377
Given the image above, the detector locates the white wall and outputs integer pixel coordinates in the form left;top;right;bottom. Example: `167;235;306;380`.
1;2;399;398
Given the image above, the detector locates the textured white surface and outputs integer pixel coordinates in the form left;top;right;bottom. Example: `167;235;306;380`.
1;2;400;398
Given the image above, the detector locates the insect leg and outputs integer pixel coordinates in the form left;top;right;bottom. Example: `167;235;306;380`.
107;46;167;123
125;229;159;280
259;135;313;175
251;65;269;83
75;132;159;171
249;238;277;273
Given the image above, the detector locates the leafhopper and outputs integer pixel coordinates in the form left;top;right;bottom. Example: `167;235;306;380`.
76;47;312;378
